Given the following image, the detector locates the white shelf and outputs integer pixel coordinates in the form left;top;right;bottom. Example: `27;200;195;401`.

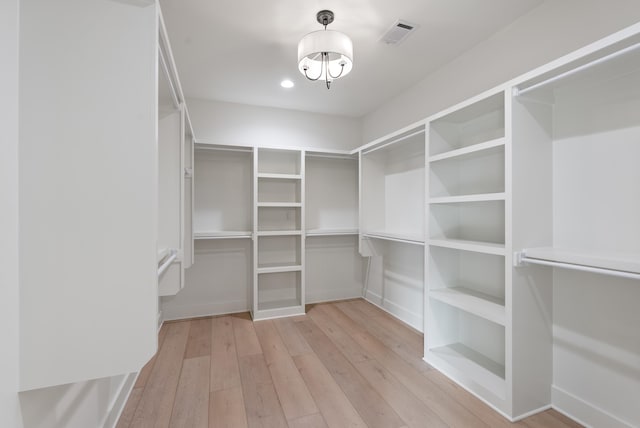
521;247;640;275
429;137;505;163
257;263;303;274
429;193;506;204
257;202;302;208
363;231;425;245
194;230;252;240
306;228;359;237
257;230;302;237
257;173;301;180
429;238;505;256
429;288;505;326
427;343;506;398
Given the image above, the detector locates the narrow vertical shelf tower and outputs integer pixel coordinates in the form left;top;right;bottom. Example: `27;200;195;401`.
252;148;306;320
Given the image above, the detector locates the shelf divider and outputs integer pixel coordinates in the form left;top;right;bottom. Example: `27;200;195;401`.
429;287;506;326
429;238;505;256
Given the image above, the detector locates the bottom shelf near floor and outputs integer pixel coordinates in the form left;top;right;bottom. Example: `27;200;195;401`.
425;343;506;400
253;301;305;320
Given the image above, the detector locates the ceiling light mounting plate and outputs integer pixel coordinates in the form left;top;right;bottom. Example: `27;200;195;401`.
316;10;334;27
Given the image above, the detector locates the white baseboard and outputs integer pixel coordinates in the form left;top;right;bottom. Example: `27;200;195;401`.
161;299;249;321
306;287;362;304
103;372;138;428
364;290;423;332
552;385;635;428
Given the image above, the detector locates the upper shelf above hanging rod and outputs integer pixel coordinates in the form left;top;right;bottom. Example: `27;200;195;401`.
514;247;640;280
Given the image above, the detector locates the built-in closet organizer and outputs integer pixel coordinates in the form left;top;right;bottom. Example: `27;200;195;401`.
161;144;363;321
424;91;513;414
305;152;362;304
511;36;640;426
359;126;426;331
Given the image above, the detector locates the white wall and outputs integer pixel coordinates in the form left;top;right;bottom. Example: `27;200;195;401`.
188;98;361;151
0;0;22;426
362;0;640;142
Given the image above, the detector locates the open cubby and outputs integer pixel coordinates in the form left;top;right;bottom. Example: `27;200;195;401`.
429;201;505;245
257;148;301;175
429;92;505;157
257;271;302;311
430;146;505;198
257;236;301;269
257;207;301;232
428;299;506;396
257;178;301;203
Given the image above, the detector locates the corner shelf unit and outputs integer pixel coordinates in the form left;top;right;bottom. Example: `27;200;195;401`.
425;90;510;410
252;148;306;320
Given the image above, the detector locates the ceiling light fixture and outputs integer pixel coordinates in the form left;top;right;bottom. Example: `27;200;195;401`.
298;10;353;89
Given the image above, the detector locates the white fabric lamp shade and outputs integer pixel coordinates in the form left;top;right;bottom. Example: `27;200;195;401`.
298;30;353;80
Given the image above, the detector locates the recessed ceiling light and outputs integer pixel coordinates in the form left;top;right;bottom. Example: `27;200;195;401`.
281;79;294;88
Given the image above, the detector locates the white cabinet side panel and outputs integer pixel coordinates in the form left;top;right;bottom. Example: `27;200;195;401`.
19;0;158;390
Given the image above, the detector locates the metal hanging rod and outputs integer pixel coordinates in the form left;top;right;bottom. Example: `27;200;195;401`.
516;253;640;280
361;129;425;156
517;41;640;96
157;249;178;277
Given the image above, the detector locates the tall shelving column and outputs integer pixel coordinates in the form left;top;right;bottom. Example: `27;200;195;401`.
424;91;510;413
252;148;306;320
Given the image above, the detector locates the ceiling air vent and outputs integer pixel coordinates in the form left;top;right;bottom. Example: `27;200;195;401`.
380;20;419;45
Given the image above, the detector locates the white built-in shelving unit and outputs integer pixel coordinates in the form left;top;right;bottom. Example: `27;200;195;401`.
358;126;426;331
252;148;306;320
425;91;510;408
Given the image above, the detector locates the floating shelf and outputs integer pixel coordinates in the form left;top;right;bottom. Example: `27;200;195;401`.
429;287;505;326
257;173;302;180
257;202;302;208
362;231;425;245
306;228;359;237
429;238;505;256
427;343;506;399
194;231;252;240
257;230;302;237
429;193;506;204
429;137;505;163
257;263;303;274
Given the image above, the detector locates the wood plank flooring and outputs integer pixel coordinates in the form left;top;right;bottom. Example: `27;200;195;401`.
117;299;582;428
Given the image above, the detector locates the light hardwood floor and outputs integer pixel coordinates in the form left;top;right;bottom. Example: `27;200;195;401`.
117;299;582;428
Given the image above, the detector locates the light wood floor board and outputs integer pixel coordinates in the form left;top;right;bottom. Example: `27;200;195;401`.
211;316;241;392
254;321;319;420
320;304;486;427
232;312;263;357
287;413;328;428
209;387;248;428
295;319;406;428
169;356;210;428
293;352;368;428
273;317;313;356
185;318;212;359
119;299;583;428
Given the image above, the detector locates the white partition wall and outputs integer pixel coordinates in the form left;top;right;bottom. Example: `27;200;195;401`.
18;0;158;391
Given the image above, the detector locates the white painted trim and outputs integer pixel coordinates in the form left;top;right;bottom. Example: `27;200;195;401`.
306;288;362;304
364;290;423;332
511;404;552;422
102;372;139;428
161;300;249;321
552;385;635;428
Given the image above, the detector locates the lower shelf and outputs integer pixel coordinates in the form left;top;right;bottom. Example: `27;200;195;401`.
429;288;505;326
426;343;506;399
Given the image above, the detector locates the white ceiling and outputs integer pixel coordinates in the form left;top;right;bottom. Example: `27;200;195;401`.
160;0;544;118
